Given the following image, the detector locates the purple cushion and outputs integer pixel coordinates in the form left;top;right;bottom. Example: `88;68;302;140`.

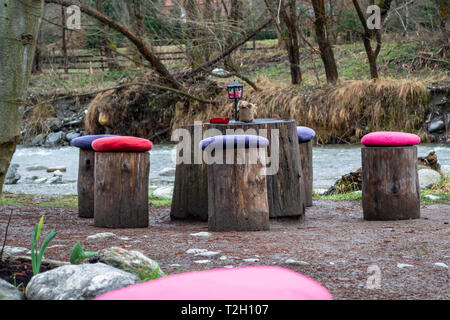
71;135;118;150
361;131;421;147
297;126;316;143
199;135;269;151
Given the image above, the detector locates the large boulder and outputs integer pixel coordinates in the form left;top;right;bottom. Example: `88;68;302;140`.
91;247;165;279
25;263;139;300
0;279;24;300
418;169;442;189
45;132;65;147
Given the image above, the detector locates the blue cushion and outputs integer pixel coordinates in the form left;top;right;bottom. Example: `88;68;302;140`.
297;126;316;143
199;135;269;151
71;135;118;150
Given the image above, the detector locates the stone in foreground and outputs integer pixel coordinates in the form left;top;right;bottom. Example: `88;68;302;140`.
0;279;25;300
92;247;165;278
26;263;139;300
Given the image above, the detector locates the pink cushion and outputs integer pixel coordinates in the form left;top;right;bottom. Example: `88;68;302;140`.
361;131;420;147
92;136;153;152
95;266;333;300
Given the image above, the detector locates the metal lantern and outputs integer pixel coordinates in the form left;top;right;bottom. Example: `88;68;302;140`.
227;80;244;121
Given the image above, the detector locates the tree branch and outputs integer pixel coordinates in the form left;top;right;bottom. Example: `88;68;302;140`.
45;0;183;91
185;17;272;78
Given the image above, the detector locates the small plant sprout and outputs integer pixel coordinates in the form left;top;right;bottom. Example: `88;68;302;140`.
31;216;57;276
70;242;97;265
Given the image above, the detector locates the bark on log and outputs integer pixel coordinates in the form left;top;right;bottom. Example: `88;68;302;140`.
207;119;305;219
0;0;44;193
207;148;269;232
299;141;313;207
170;124;209;221
94;152;150;228
77;149;95;218
362;146;420;221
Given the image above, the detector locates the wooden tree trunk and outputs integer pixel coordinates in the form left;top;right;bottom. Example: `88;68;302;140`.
299;141;313;207
170;124;209;221
311;0;339;84
207;120;305;219
94;152;150;228
77;149;95;218
207;148;269;232
362;146;420;221
0;0;44;194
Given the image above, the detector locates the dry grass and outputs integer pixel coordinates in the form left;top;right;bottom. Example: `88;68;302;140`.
174;79;432;144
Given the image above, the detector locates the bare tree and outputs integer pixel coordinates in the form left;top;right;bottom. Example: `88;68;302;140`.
96;0;122;70
311;0;339;84
0;0;45;194
352;0;393;79
265;0;303;85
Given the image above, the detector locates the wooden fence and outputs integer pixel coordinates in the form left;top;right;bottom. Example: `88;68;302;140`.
40;43;277;72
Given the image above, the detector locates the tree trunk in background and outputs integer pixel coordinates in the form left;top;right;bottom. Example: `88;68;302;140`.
96;0;121;70
61;5;69;73
280;0;302;85
224;0;243;71
125;0;146;65
352;0;393;80
0;0;44;194
434;0;449;51
311;0;339;84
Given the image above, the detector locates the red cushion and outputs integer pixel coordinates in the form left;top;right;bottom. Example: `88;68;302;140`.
361;131;420;147
92;136;153;152
210;117;230;124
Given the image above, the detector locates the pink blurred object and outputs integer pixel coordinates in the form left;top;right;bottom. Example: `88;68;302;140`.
95;266;333;300
361;131;420;147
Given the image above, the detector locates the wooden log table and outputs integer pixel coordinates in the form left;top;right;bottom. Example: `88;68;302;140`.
171;119;305;220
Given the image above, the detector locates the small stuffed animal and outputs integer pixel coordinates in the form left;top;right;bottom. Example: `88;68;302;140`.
238;100;257;122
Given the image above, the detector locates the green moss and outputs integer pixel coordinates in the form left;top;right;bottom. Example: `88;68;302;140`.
149;194;172;207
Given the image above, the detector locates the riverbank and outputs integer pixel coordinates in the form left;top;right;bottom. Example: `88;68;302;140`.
0;199;448;300
4;144;450;196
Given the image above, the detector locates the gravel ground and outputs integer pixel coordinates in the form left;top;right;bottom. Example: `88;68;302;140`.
0;200;449;300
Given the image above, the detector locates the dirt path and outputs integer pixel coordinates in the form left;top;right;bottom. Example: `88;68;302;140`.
1;200;449;300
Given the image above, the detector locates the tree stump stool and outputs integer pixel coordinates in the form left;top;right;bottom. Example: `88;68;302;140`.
297;127;316;207
205;119;305;220
171;124;209;221
71;135;117;218
92;136;153;228
361;132;421;221
200;135;270;232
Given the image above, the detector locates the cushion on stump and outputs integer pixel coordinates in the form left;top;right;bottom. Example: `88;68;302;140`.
92;136;153;152
95;266;333;300
297;126;316;143
361;131;421;147
199;135;269;151
70;135;118;151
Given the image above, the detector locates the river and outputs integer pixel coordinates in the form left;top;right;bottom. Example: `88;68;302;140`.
4;144;450;196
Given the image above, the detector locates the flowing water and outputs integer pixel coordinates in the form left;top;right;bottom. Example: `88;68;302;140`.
4;144;450;196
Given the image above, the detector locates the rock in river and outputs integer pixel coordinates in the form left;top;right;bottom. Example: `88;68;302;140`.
45;132;65;147
5;164;20;185
26;263;140;300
